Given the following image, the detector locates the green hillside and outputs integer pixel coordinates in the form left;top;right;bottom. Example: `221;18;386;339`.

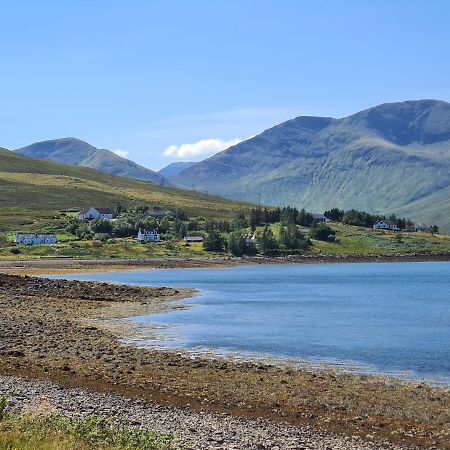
173;100;450;232
15;137;170;185
0;148;252;231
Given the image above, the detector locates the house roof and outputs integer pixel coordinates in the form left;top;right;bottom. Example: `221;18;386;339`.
79;207;113;215
312;213;327;219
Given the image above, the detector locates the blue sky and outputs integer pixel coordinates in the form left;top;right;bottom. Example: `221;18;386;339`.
1;1;450;170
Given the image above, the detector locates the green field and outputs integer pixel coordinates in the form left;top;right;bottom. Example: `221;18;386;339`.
0;148;252;231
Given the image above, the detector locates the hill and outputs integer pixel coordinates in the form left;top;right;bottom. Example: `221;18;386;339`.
172;100;450;232
158;161;195;177
15;137;170;185
0;148;252;230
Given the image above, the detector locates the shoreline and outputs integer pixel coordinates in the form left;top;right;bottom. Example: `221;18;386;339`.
1;251;450;275
1;273;450;449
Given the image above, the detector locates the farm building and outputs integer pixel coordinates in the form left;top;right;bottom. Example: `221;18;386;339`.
77;207;114;220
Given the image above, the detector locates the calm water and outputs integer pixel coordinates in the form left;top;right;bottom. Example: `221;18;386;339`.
57;262;450;382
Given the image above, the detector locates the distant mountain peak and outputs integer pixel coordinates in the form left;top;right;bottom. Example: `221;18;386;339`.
15;138;170;185
173;99;450;232
158;161;196;178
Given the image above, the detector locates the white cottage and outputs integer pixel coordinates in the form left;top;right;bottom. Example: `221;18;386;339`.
137;228;161;243
15;233;57;245
77;207;114;220
245;234;258;244
373;220;400;231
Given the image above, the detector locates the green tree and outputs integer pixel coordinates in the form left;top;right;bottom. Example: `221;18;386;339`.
258;225;278;255
203;230;226;252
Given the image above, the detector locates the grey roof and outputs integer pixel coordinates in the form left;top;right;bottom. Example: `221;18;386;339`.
79;207;113;215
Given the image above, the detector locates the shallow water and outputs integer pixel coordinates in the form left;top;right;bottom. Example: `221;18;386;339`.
58;262;450;382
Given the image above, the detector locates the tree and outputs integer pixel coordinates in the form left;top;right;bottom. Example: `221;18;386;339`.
258;225;278;255
279;224;311;251
90;218;113;234
309;223;336;242
250;208;262;228
230;213;249;231
228;231;258;256
428;225;439;235
203;230;226;252
324;208;345;222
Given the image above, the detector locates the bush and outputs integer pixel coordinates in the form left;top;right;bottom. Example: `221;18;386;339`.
9;248;21;255
309;224;336;242
90;219;113;234
93;233;110;242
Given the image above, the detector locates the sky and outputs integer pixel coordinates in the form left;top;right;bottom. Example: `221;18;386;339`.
1;0;450;170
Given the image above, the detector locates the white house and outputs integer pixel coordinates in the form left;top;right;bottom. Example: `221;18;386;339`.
15;233;57;245
77;207;114;220
183;236;204;243
137;228;161;243
245;234;258;244
312;213;331;224
373;220;400;231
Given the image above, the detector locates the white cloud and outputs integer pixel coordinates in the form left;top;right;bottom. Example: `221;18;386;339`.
163;137;243;159
113;149;129;158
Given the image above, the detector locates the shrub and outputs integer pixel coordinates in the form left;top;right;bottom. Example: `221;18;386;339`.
9;248;21;255
309;224;336;242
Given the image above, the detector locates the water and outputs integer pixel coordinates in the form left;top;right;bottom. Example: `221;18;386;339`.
57;262;450;382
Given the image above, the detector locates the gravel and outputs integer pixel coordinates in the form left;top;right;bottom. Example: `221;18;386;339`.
0;375;418;450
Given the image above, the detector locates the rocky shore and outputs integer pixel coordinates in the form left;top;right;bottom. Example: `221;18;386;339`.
1;252;450;276
1;273;449;449
1;375;418;450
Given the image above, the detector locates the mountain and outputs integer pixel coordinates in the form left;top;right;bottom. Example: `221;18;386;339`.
172;100;450;232
158;161;195;178
15;138;170;185
0;147;252;230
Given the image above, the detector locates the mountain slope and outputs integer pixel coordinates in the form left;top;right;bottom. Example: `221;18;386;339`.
0;148;252;229
173;100;450;231
15;138;169;185
158;161;195;178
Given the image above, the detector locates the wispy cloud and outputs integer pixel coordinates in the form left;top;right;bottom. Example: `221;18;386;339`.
163;137;243;159
113;149;129;158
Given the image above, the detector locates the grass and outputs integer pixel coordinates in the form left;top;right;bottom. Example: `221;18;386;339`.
0;237;214;260
0;395;180;450
0;415;179;450
0;149;253;231
309;223;450;255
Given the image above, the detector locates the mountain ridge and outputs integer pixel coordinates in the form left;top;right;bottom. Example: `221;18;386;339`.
172;100;450;232
15;137;169;186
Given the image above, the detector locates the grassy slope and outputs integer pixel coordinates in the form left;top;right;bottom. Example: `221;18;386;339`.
310;223;450;255
0;148;252;230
